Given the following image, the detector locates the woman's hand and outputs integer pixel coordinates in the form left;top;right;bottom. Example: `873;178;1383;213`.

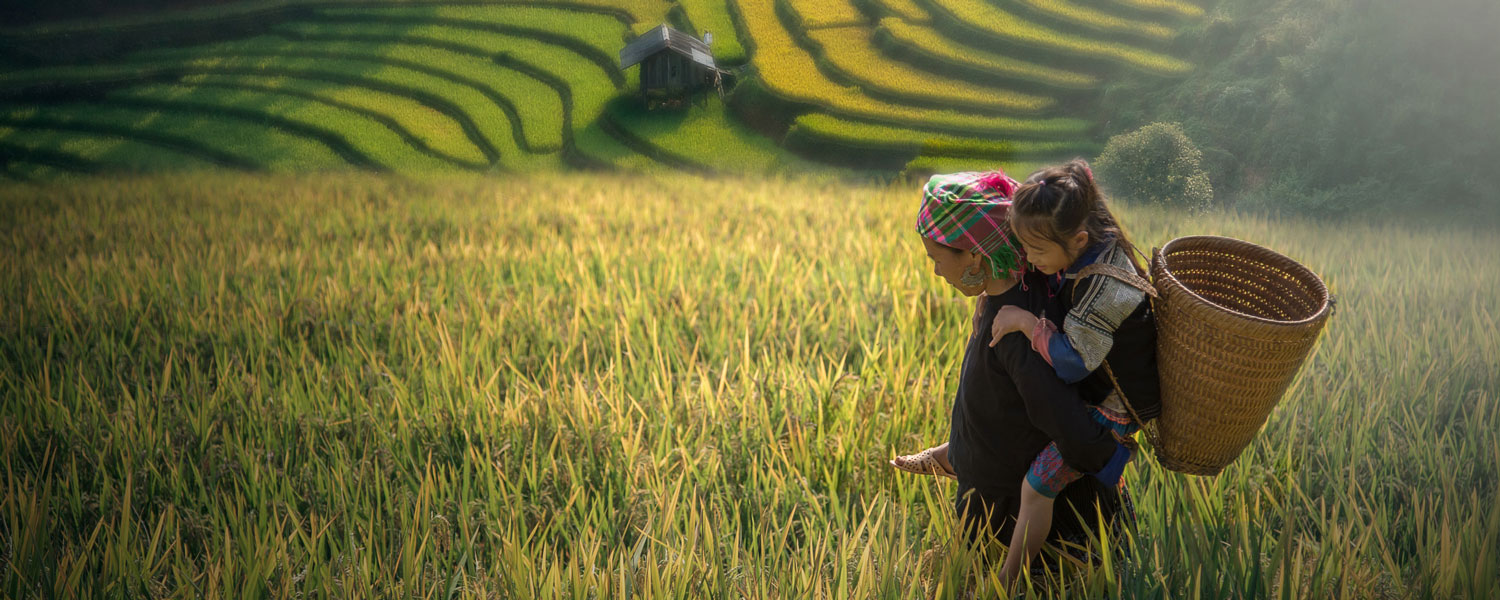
989;305;1040;347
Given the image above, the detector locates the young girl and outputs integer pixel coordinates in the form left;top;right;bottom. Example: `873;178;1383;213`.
894;159;1160;585
991;160;1160;584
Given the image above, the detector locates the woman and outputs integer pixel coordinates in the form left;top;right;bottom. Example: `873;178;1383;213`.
903;168;1134;572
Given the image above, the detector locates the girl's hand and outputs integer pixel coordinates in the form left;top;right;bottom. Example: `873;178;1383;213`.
989;305;1040;347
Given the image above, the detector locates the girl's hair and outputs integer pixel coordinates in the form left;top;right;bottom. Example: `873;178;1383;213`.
1011;158;1144;274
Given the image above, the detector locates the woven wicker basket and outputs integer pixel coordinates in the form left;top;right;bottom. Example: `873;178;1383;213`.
1147;236;1334;475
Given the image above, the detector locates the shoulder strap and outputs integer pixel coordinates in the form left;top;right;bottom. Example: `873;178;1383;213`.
1073;264;1158;299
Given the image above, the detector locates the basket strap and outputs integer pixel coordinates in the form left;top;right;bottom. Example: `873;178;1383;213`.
1069;251;1164;456
1101;360;1161;451
1074;264;1158;299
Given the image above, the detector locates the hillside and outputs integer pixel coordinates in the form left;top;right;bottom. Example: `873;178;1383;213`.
0;0;1205;181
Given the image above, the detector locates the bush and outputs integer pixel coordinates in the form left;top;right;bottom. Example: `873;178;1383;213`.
1094;122;1213;210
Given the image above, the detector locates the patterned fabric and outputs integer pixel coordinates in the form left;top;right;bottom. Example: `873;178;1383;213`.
915;170;1026;281
1026;407;1139;499
1058;240;1147;377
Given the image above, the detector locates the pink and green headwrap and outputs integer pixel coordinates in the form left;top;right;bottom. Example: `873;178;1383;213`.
915;169;1026;281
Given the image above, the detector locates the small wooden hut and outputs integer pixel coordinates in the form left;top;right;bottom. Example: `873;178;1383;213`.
618;24;729;100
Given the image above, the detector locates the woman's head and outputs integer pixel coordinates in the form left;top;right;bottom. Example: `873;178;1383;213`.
1009;159;1137;275
914;170;1026;296
920;235;989;296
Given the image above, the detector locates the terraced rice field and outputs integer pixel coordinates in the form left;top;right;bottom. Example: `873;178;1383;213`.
0;0;1205;178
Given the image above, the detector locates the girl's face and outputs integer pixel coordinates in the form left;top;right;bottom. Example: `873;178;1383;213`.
1014;226;1089;275
921;236;986;296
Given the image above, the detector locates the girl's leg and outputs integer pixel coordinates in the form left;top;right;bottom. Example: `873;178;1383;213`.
999;481;1055;586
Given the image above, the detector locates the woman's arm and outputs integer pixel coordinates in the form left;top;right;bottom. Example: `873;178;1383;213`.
989;329;1119;474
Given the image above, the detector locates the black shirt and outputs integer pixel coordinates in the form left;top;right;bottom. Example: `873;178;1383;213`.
946;272;1126;543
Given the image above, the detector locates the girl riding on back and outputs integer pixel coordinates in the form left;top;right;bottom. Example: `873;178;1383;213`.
988;159;1161;585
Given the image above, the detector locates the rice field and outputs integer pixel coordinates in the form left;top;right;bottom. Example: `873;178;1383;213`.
0;0;1202;178
918;0;1193;73
873;17;1098;91
1;172;1495;598
801;26;1055;114
1015;0;1177;41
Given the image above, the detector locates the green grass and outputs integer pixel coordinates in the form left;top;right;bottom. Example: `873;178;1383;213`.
677;0;750;65
178;73;488;168
284;11;629;158
0;103;345;171
111;83;462;172
313;5;630;68
603;97;797;173
789;113;1098;161
1;172;1496;597
0;125;216;172
123;36;563;168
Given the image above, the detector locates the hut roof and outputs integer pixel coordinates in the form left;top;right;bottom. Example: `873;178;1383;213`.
618;24;721;71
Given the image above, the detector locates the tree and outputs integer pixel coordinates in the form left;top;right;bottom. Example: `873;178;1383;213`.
1094;122;1214;211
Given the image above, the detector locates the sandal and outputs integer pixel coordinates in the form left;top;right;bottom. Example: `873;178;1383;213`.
890;447;958;479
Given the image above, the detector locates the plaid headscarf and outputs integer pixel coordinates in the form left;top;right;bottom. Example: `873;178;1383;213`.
915;169;1025;281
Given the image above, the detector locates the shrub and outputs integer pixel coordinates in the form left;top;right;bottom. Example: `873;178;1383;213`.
1094;122;1213;210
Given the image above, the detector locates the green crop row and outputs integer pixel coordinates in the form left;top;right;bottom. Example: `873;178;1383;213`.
292;8;633;151
802;26;1054;114
0;102;345;171
0;56;512;167
918;0;1193;74
1017;0;1178;42
874;17;1098;91
569;119;672;172
180;73;488;168
788;113;1096;161
678;0;750;65
603;98;794;174
268;24;572;153
730;0;1091;138
313;5;629;77
116;83;461;172
0;125;214;173
127;37;547;164
901;155;1043;181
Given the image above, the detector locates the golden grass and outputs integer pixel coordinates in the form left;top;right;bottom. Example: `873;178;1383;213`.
0;171;1495;597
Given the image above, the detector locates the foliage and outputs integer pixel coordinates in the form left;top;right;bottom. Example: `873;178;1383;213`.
1094;121;1214;210
1102;0;1500;221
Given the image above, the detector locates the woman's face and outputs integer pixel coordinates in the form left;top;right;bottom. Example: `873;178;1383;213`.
1014;226;1088;275
921;236;986;296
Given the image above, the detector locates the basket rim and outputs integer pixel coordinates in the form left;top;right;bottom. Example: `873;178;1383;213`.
1153;235;1332;328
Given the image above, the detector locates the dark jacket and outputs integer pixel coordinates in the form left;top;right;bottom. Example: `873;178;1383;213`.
946;273;1127;544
